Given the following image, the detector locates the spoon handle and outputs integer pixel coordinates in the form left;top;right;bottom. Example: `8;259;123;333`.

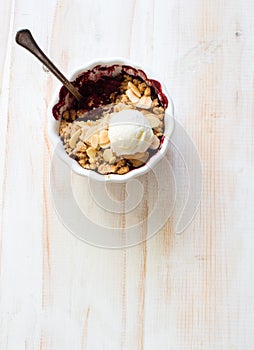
15;29;83;101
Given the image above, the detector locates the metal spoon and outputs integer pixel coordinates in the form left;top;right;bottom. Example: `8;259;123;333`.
15;29;84;102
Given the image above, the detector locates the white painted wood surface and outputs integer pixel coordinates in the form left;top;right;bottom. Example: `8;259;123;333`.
1;0;254;349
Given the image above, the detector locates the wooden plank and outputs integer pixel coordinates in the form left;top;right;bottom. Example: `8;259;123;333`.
0;0;254;349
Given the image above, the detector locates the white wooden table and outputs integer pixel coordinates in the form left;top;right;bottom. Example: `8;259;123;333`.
1;0;254;349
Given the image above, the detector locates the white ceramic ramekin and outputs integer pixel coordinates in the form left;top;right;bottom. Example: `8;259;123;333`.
48;58;174;182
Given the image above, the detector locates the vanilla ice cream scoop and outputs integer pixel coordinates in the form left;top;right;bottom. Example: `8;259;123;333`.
108;109;154;156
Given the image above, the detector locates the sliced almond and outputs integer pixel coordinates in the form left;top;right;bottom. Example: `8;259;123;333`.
150;135;160;149
126;89;140;103
76;141;87;152
100;142;110;149
86;147;97;159
144;87;151;96
103;149;113;162
91;134;99;149
99;130;110;145
80;126;90;141
128;81;141;97
103;149;116;164
69;129;81;149
125;152;149;161
147;115;160;128
84;124;101;142
136;96;152;109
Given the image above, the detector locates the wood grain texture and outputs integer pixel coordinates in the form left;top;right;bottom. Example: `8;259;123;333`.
1;0;254;349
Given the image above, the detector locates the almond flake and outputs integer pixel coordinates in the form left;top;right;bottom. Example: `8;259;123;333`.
150;135;160;149
91;134;99;149
69;129;81;149
126;89;140;103
86;147;97;159
136;96;152;109
128;81;141;97
103;149;116;164
99;130;110;145
84;124;102;142
147;115;160;128
100;142;111;149
125;152;149;162
144;87;151;96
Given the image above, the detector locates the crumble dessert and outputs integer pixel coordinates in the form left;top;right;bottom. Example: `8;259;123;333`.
54;67;167;175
